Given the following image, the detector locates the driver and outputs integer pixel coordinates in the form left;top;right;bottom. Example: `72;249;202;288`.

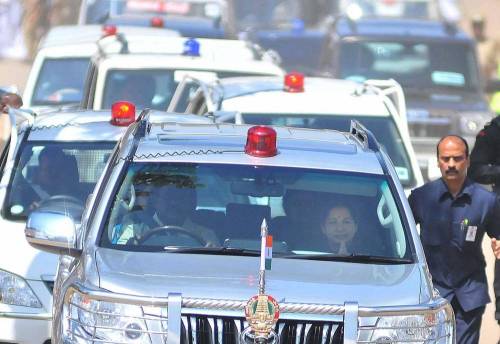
114;183;219;247
31;147;68;200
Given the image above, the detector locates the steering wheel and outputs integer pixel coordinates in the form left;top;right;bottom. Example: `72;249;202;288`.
35;195;85;218
137;225;208;246
38;195;83;206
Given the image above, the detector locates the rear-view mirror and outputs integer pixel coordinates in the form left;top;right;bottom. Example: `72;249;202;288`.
231;180;284;197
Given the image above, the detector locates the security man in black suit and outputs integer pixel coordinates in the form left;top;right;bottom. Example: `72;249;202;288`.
469;117;500;331
409;135;500;344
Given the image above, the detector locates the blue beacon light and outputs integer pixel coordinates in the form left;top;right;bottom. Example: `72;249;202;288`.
183;38;200;57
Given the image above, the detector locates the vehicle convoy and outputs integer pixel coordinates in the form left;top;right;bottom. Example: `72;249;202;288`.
319;15;496;179
170;73;423;193
0;105;212;344
80;34;284;111
26;112;455;343
22;24;180;112
78;0;229;38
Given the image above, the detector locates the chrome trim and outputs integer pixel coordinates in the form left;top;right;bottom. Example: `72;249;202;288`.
344;302;358;344
69;282;450;317
0;311;51;320
167;292;182;344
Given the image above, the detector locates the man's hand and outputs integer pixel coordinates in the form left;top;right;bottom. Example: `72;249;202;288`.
491;238;500;259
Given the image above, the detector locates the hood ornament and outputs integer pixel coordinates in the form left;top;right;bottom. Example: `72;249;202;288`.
241;219;280;343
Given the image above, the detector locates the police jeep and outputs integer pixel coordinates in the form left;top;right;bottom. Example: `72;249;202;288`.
0;103;212;344
22;24;180;113
26;110;455;343
318;14;495;180
169;72;423;194
80;31;284;112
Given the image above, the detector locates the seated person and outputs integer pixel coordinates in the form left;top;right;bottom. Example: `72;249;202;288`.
320;202;361;255
113;182;219;247
271;189;321;249
113;74;156;110
31;147;74;200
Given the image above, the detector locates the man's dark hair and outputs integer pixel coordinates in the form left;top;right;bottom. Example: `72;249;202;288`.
436;135;469;157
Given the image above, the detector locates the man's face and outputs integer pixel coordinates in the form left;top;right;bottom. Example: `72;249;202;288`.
437;137;469;183
154;185;194;225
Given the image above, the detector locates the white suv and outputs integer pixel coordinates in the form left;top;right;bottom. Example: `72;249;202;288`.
170;74;423;193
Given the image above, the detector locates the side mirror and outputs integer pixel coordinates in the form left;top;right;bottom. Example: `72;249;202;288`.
485;79;500;94
25;211;81;257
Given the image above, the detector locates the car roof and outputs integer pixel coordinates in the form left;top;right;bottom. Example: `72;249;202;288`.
94;36;276;63
336;18;472;42
39;24;180;49
25;109;213;142
217;77;391;116
133;123;384;175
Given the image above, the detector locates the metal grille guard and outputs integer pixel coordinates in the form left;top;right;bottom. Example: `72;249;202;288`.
66;282;451;344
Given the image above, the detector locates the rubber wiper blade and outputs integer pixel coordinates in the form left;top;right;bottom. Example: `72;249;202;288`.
283;253;412;264
163;246;261;256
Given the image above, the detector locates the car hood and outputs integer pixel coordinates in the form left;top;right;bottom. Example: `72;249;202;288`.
0;218;59;280
96;248;423;307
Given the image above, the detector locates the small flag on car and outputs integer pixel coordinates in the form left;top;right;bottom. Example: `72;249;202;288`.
260;219;272;271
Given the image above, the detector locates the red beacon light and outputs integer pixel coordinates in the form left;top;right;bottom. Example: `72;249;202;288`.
102;24;117;37
245;126;278;158
150;16;164;28
111;101;136;126
284;72;304;93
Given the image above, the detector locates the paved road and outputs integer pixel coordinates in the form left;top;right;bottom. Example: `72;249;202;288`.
0;54;499;343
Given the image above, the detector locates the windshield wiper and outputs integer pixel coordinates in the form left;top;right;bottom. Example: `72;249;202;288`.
282;253;412;264
163;246;262;256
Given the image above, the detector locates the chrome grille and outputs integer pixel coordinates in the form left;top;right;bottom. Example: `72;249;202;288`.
181;315;343;344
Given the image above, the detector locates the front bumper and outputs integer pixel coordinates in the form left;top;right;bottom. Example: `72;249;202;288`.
0;312;51;344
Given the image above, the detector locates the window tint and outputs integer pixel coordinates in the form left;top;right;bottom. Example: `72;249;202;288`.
4;142;114;220
339;41;479;91
101;163;411;260
32;58;90;106
102;69;281;111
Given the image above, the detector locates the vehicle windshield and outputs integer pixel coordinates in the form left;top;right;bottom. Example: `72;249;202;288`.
101;163;411;261
231;114;416;188
32;58;90;106
4;142;115;221
233;0;341;30
338;0;440;20
339;40;480;92
101;69;279;110
82;0;224;24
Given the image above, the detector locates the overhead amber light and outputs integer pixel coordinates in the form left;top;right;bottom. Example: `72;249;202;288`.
111;101;136;126
245;126;278;157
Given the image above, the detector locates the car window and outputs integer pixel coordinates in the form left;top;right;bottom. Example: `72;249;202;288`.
4;142;115;220
102;69;280;111
82;0;223;23
32;58;90;106
339;41;480;92
101;162;411;260
231;113;416;188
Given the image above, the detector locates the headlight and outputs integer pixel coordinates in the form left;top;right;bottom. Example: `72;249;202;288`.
359;304;454;343
459;112;492;136
0;269;42;308
63;289;167;343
